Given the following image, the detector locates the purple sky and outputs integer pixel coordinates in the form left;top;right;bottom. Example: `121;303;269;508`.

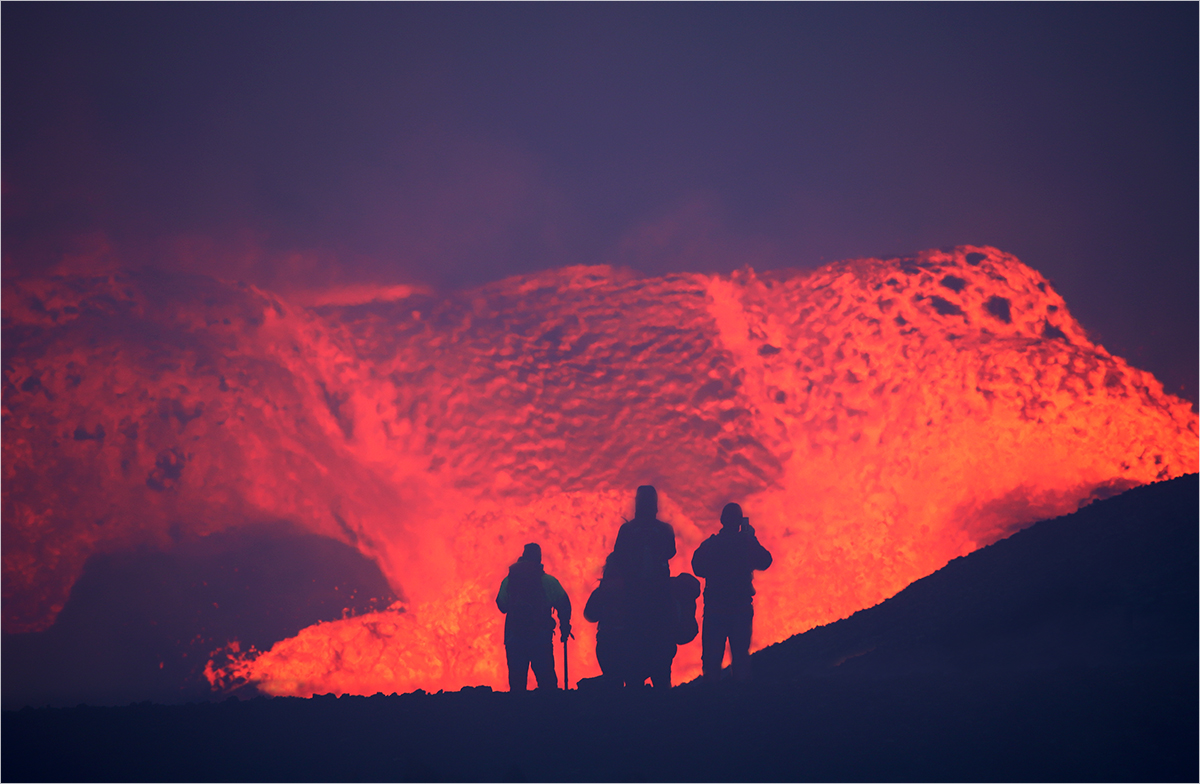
3;3;1196;404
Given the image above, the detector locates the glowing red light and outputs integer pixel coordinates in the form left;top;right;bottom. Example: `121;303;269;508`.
2;246;1195;696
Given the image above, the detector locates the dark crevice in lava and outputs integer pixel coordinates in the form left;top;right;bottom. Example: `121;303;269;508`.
1;524;394;709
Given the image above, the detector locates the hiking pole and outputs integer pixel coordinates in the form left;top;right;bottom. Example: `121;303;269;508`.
563;630;575;690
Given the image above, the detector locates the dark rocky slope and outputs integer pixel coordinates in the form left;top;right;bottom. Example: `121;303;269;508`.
751;472;1198;681
4;475;1195;782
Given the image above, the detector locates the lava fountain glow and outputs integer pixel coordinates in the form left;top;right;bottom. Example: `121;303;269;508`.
3;246;1195;696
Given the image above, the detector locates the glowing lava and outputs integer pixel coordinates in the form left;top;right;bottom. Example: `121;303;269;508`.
3;246;1195;695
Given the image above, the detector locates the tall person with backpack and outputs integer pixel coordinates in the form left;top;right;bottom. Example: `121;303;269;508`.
496;543;572;691
607;485;679;688
583;486;704;690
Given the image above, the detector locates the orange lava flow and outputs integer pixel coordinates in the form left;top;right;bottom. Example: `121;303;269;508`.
3;246;1196;696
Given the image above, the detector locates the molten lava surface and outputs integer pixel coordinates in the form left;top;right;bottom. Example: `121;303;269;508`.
3;246;1195;696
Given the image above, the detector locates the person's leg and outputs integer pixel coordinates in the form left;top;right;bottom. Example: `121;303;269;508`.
598;627;634;686
701;611;729;680
729;605;754;681
626;622;654;686
649;643;675;689
530;634;558;689
506;639;531;692
595;630;618;685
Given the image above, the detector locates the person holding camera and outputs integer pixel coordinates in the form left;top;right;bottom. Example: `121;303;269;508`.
691;502;773;682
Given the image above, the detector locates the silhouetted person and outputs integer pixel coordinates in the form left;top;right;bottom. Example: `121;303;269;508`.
601;486;677;687
692;503;772;682
584;553;633;687
585;554;700;689
496;543;571;691
611;485;676;582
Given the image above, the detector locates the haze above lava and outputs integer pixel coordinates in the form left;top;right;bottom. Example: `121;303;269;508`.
3;245;1195;696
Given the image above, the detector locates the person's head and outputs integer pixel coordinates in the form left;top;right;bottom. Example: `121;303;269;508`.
520;543;542;563
635;485;658;520
720;503;745;532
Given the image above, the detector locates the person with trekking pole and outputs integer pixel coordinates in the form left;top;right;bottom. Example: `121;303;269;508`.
496;543;572;691
563;625;574;689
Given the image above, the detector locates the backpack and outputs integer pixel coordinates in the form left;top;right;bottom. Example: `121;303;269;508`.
613;519;673;585
671;573;702;645
506;561;552;632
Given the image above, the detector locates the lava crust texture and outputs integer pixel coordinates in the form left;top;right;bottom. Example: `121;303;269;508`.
3;245;1195;694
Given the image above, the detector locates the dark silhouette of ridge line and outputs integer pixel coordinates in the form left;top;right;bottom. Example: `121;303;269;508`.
747;473;1198;682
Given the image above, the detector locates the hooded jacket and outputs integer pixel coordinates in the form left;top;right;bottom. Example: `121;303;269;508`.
496;557;571;641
